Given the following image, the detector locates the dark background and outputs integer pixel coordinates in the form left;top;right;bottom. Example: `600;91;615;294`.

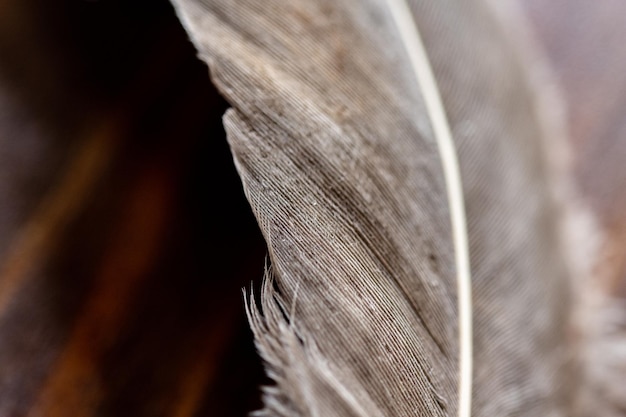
0;0;267;415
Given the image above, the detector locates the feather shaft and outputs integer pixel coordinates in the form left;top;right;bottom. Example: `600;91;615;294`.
384;1;473;416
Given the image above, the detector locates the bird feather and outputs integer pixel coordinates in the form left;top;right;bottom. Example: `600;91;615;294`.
170;0;576;415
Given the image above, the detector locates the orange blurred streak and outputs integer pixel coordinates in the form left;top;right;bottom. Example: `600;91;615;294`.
0;123;117;317
29;147;175;417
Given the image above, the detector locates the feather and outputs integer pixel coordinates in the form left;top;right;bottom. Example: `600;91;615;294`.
521;1;626;414
383;2;473;415
170;0;577;415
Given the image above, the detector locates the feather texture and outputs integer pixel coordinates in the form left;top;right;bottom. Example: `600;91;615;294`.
170;0;576;415
383;2;473;414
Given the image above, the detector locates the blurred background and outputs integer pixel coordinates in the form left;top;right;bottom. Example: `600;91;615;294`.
0;0;268;415
0;0;623;416
524;0;626;300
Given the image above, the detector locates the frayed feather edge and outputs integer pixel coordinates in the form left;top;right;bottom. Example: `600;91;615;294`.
244;268;307;417
244;267;381;417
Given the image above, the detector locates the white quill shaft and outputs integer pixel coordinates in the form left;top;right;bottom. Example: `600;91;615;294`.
384;1;473;416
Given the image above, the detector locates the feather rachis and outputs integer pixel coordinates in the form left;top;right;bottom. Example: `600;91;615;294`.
384;1;473;416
